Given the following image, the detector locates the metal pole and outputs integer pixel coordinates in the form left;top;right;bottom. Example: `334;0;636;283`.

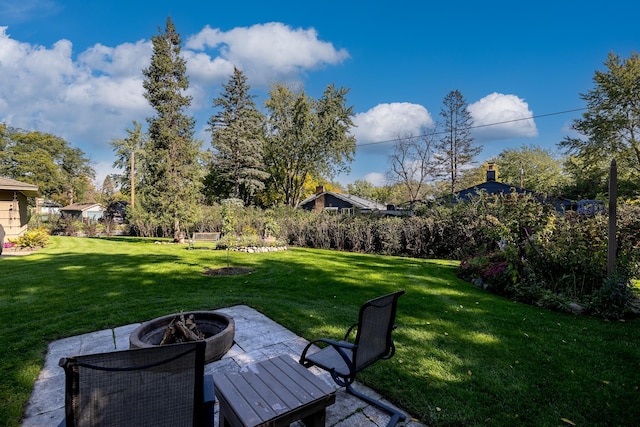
607;159;617;276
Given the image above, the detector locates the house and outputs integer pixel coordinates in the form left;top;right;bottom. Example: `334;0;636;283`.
298;186;386;214
60;203;104;222
104;201;129;223
453;164;573;211
0;176;40;241
454;164;535;201
35;198;62;218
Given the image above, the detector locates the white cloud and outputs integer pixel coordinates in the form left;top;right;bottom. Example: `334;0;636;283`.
351;102;434;153
186;22;350;85
182;50;234;84
364;172;387;187
0;27;152;142
0;23;351;185
467;93;537;141
78;40;151;78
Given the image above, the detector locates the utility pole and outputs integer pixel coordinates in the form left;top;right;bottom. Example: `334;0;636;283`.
607;159;617;275
519;162;524;188
130;152;135;208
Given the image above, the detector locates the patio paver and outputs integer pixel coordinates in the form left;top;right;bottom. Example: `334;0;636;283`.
21;305;426;427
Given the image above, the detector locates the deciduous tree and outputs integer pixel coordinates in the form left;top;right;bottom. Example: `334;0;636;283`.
263;83;356;207
347;179;377;201
559;52;640;197
494;145;568;193
387;130;437;203
0;126;94;204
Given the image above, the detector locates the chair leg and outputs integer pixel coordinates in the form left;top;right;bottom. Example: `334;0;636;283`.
345;383;407;427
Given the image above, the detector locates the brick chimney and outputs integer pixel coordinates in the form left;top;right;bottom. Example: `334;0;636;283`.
314;186;326;211
486;162;496;182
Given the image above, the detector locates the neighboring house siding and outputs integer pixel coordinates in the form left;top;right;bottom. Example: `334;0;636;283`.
0;177;39;240
0;192;29;238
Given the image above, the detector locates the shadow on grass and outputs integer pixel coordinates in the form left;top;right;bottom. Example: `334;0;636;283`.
1;238;639;427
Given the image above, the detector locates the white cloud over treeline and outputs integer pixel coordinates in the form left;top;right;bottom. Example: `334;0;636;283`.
0;21;536;185
186;22;350;86
351;103;435;153
468;93;537;140
0;23;350;182
350;94;537;150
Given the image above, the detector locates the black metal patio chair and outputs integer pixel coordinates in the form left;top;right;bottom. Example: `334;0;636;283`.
299;290;406;427
58;340;214;427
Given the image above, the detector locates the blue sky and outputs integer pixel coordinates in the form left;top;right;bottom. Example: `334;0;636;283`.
1;0;638;188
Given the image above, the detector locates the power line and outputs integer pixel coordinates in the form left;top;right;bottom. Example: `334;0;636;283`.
357;107;587;147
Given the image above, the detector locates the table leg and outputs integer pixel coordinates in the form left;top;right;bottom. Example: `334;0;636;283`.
218;410;230;427
301;408;327;427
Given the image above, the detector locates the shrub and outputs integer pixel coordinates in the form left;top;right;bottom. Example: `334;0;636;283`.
455;196;640;318
13;227;50;248
587;271;636;319
151;197;640;318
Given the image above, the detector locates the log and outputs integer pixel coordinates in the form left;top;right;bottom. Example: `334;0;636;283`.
159;313;204;344
175;321;201;342
159;319;177;345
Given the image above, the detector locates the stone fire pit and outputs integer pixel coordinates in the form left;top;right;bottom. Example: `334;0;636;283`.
129;311;235;363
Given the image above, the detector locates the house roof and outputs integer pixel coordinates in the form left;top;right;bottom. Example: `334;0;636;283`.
455;181;534;201
60;203;103;212
298;190;386;211
0;176;40;197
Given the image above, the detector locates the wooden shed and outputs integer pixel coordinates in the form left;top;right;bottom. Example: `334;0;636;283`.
60;203;104;222
0;177;40;241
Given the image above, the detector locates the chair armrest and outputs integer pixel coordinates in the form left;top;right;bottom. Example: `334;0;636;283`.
343;323;358;341
301;337;355;357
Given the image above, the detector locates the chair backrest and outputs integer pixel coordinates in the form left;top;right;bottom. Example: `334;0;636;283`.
59;341;206;427
353;290;405;371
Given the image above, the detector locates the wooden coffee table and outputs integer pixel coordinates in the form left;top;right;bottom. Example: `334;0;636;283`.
214;355;336;427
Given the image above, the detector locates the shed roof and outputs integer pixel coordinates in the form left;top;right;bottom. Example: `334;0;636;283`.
60;203;103;212
0;176;40;197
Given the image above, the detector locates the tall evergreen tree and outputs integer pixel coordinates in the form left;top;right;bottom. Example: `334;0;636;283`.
206;67;268;205
141;17;203;238
434;90;481;193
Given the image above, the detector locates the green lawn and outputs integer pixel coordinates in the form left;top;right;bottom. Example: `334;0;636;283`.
1;236;639;426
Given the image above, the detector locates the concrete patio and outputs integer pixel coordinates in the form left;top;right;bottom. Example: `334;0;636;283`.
22;305;426;427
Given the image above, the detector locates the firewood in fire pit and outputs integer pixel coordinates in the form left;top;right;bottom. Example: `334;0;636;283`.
159;313;205;345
